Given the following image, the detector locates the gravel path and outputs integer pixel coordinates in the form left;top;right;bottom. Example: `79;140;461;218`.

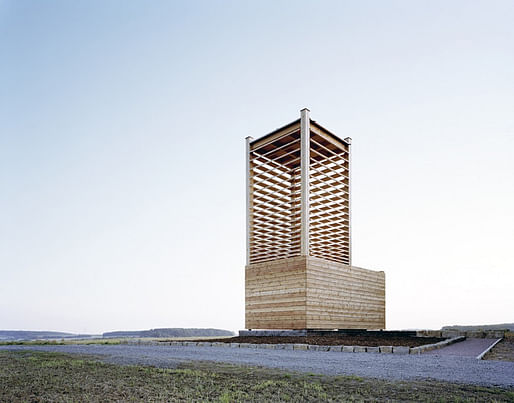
2;344;514;388
425;338;499;357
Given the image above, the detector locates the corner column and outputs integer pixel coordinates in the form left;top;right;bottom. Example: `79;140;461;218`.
245;136;253;266
344;136;352;266
300;108;310;256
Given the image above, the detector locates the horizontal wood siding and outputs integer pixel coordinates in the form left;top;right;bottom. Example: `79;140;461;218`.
245;256;385;330
306;256;385;329
246;257;307;329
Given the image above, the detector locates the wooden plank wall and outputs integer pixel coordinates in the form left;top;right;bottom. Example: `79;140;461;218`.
245;256;385;330
245;257;307;329
306;256;385;329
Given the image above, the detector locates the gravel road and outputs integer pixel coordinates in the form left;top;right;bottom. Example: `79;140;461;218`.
2;344;513;388
425;338;498;357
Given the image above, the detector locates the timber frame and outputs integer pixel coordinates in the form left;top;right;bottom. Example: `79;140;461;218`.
246;108;351;266
245;109;385;330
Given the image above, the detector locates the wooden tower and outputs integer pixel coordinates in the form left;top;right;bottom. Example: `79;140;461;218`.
245;109;385;330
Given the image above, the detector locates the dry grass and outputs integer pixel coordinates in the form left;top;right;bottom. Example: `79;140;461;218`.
485;331;514;362
1;350;513;402
0;335;233;346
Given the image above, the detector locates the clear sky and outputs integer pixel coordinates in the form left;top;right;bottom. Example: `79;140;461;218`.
1;1;513;334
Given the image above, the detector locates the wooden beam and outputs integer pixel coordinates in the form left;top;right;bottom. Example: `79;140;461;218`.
250;122;301;151
300;108;310;256
246;136;253;266
345;136;352;266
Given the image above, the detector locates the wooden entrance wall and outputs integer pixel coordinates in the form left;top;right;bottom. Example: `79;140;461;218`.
246;256;385;330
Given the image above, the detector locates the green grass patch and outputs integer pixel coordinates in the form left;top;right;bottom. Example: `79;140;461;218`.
0;340;66;346
0;350;512;402
0;339;123;346
0;335;231;346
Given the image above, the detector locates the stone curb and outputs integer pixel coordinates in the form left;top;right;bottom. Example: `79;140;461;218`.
408;336;466;355
476;338;503;360
128;339;466;355
417;330;506;339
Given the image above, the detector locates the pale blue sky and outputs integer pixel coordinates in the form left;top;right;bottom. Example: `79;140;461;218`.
1;1;513;333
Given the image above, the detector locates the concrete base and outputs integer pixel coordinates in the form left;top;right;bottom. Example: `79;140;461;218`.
239;330;308;337
240;329;508;338
239;329;418;337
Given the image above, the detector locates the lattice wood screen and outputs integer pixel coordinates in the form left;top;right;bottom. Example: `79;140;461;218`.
248;125;301;264
247;117;351;265
308;129;350;264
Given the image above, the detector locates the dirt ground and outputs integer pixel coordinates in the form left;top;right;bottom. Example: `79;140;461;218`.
189;335;445;347
485;332;514;362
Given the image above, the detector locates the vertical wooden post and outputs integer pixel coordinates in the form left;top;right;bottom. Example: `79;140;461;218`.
246;136;253;266
300;108;310;256
344;136;352;266
290;168;300;254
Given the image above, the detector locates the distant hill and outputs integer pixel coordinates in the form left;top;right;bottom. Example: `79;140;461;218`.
102;328;234;338
442;323;514;332
0;328;235;341
0;330;84;341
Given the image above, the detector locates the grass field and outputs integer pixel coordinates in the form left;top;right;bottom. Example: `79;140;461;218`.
0;335;232;346
1;350;513;402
